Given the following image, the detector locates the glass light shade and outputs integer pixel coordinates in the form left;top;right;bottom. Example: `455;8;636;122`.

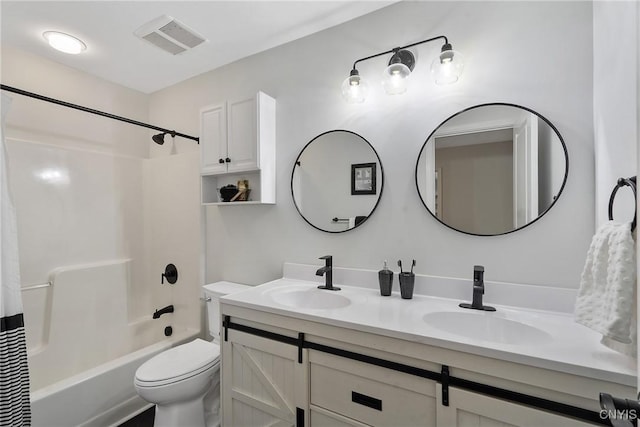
430;49;464;85
341;73;369;103
382;62;411;95
43;31;86;54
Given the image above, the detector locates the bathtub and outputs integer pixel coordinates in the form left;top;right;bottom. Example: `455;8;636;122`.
21;259;201;426
31;328;199;427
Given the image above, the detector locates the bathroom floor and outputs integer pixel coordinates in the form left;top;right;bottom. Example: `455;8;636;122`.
118;407;155;427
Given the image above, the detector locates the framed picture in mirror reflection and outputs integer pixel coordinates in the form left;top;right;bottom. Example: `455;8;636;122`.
351;162;376;195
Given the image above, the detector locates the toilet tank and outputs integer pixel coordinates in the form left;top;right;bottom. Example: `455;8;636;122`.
202;281;251;342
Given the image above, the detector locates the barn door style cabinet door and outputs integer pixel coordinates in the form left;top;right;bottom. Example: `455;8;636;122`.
200;92;276;204
435;385;593;427
221;327;308;427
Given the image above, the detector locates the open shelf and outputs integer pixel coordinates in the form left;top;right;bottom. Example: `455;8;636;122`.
201;171;274;205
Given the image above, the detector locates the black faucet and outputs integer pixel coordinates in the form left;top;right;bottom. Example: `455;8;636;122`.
459;266;495;311
153;305;174;319
316;255;340;291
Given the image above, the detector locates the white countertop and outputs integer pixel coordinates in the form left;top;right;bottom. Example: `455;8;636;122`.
220;275;636;387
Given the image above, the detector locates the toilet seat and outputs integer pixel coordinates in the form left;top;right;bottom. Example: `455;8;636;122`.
135;338;220;387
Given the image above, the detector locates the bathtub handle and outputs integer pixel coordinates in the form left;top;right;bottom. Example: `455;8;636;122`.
161;264;178;285
200;296;212;302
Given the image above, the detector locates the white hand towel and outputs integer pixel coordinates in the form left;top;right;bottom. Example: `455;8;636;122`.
574;221;636;357
347;217;356;229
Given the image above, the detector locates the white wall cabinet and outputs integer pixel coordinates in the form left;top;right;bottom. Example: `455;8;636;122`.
200;92;276;204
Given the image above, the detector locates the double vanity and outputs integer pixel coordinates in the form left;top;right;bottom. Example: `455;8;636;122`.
218;263;636;427
211;100;633;426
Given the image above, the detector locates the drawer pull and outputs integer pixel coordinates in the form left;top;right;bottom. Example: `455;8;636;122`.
352;391;382;411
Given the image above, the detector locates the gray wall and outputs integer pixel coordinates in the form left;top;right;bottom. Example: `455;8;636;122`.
593;1;638;226
149;1;594;290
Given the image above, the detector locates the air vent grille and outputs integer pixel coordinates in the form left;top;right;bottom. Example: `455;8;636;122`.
158;21;205;48
142;32;186;55
135;15;206;55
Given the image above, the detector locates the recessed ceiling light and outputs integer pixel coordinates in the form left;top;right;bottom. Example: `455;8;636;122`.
43;31;86;54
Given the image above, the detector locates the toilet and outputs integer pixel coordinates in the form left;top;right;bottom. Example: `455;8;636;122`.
134;281;250;427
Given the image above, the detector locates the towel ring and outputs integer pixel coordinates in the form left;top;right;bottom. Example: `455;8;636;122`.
608;176;637;231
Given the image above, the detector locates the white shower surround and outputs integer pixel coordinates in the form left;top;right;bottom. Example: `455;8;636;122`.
2;47;202;425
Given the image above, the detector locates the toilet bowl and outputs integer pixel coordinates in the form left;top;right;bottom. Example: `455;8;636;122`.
134;281;250;427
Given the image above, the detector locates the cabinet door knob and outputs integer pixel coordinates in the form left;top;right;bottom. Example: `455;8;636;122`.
225;157;231;163
219;158;225;164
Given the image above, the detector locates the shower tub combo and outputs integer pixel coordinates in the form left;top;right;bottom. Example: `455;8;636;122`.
23;260;198;427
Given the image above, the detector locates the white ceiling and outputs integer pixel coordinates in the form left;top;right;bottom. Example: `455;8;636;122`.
1;1;394;94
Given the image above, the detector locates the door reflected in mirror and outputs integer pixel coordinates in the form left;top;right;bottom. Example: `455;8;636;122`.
292;130;384;233
416;103;568;236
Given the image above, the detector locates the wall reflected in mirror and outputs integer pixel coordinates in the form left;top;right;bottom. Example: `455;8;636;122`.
292;130;384;233
416;104;568;236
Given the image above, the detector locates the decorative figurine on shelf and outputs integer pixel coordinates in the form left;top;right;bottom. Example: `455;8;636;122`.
230;179;251;202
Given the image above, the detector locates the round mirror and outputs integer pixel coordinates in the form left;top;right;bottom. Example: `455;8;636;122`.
292;130;384;233
416;103;568;236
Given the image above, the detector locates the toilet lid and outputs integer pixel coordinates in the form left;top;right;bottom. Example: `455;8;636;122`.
136;338;220;385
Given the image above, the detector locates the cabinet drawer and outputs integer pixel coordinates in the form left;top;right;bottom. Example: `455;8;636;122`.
310;352;436;427
310;406;371;427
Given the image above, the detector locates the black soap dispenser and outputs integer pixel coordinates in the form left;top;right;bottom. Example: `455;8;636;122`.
378;260;394;296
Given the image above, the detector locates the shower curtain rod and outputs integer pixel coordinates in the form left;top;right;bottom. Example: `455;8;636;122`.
0;84;199;143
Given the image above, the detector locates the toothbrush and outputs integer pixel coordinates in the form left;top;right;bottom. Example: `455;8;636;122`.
397;260;403;274
410;259;416;274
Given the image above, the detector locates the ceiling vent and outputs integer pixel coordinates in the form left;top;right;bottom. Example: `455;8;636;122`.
134;15;206;55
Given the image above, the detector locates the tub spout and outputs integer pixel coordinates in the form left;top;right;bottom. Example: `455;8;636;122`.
153;305;174;319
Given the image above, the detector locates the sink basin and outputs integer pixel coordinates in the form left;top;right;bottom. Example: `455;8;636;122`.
422;311;552;345
266;285;351;310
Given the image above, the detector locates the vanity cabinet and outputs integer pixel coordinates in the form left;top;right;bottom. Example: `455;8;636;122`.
200;91;276;204
220;305;627;427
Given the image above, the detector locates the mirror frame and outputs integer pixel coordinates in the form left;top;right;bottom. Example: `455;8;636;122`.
291;129;385;234
414;102;569;236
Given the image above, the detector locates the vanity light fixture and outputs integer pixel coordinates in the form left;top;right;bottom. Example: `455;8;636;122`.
342;35;463;103
341;69;370;104
43;31;87;54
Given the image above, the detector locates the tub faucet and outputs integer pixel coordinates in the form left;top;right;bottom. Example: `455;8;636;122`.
153;305;174;319
316;255;340;291
459;266;495;311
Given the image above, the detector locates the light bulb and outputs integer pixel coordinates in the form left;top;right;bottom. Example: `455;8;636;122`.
43;31;86;54
341;70;369;103
430;44;464;85
382;62;411;95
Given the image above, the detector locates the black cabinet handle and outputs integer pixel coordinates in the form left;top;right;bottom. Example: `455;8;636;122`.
225;157;231;163
352;391;382;411
218;158;225;164
296;407;304;427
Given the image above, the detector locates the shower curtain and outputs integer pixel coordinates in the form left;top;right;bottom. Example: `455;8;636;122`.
0;94;31;426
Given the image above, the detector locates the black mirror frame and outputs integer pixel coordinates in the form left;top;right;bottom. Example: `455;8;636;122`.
414;102;569;237
291;129;385;234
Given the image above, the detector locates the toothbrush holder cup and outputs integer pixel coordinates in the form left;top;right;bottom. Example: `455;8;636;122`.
399;272;415;299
